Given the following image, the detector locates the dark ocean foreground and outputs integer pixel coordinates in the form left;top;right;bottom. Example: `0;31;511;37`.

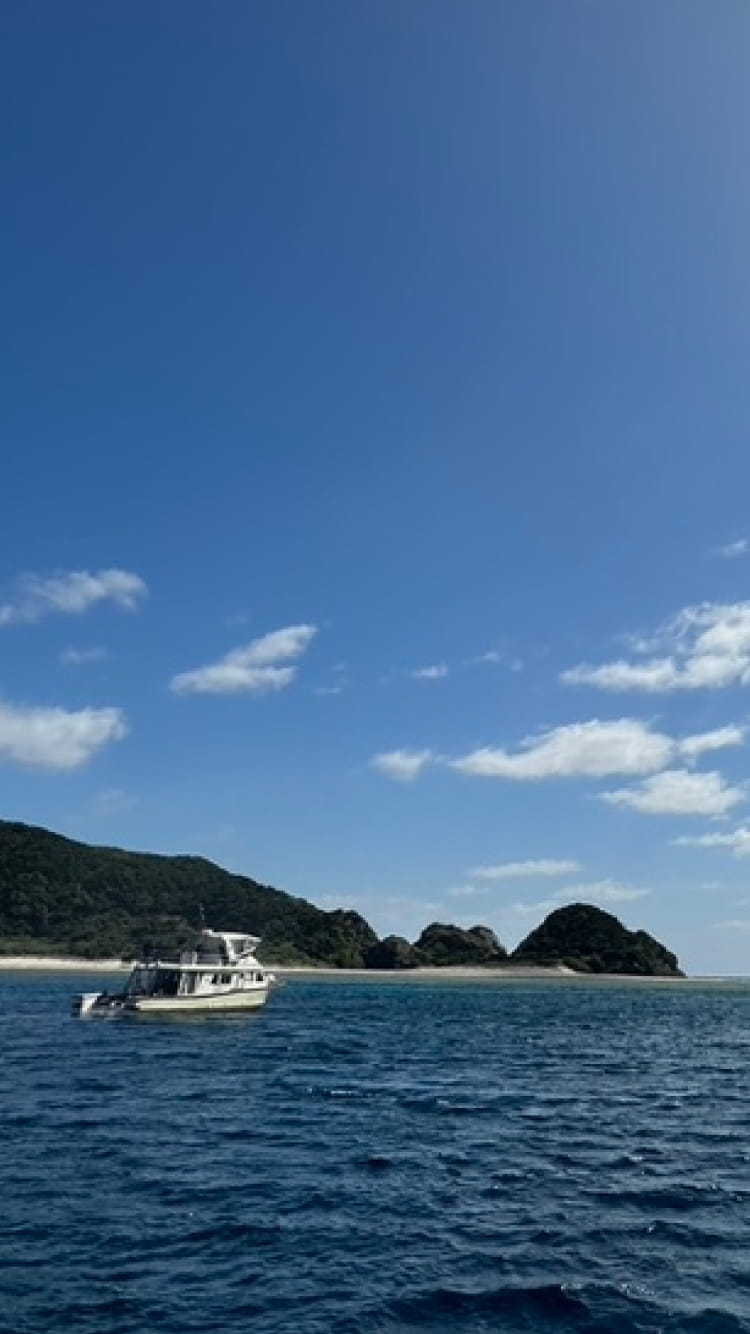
2;974;749;1334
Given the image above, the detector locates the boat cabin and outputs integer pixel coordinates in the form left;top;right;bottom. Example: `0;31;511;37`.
124;929;267;1001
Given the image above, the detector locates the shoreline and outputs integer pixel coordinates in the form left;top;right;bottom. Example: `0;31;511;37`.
0;956;128;971
0;955;736;981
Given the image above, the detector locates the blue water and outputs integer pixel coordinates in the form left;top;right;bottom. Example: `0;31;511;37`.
2;973;750;1334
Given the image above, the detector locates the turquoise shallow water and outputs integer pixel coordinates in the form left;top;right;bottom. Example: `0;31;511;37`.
2;973;750;1333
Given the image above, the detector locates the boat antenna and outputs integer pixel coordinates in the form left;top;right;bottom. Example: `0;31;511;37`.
198;901;207;930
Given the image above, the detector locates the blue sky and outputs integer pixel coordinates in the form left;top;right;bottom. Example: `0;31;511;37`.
3;1;750;973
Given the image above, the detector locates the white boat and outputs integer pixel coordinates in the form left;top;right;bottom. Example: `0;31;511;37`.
73;928;276;1017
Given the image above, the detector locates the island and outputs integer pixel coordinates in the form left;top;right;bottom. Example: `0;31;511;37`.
0;819;683;976
512;902;683;976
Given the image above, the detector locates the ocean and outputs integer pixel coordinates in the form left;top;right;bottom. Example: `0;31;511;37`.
2;972;749;1333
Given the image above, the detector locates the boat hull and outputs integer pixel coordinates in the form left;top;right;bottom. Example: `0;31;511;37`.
126;987;269;1015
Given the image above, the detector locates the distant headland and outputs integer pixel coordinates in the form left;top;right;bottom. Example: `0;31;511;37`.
0;819;683;977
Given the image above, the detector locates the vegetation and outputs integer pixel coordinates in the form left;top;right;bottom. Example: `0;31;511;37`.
512;903;683;976
0;820;377;966
0;822;683;975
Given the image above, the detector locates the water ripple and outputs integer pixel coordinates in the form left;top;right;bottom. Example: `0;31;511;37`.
1;974;749;1333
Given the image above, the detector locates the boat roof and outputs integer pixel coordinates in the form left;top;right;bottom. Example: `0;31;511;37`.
141;962;263;974
200;928;261;946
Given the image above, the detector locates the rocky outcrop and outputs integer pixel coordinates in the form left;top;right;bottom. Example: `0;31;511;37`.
413;922;508;966
512;903;683;976
364;935;420;969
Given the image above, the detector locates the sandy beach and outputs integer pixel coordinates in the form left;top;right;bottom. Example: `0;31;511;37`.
0;956;128;971
0;957;574;977
0;956;705;981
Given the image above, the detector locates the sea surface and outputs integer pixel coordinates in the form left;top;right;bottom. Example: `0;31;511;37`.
2;973;750;1334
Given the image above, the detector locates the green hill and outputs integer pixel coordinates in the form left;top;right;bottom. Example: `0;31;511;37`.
0;819;376;966
512;903;683;976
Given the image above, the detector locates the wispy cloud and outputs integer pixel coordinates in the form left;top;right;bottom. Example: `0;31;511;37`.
92;787;135;815
314;662;350;695
444;883;487;899
469;858;582;880
554;879;650;905
60;646;108;666
500;898;560;918
0;701;127;770
466;650;502;665
410;663;448;681
0;569;147;626
562;601;750;692
371;749;434;782
170;624;317;696
679;725;745;759
500;880;650;918
601;769;745;818
671;826;750;857
464;650;523;671
717;538;748;559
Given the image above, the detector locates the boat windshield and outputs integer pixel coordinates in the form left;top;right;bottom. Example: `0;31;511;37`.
126;965;154;997
126;965;181;998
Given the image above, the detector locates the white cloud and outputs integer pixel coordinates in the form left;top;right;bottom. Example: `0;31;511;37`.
374;718;744;795
313;685;343;697
562;602;750;693
0;701;127;770
0;569;147;625
671;826;750;857
230;625;316;666
371;749;434;782
717;539;748;558
170;624;317;695
469;858;582;880
450;719;675;780
410;663;448;680
444;884;486;899
601;769;745;817
713;918;750;930
562;659;684;692
60;646;108;666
